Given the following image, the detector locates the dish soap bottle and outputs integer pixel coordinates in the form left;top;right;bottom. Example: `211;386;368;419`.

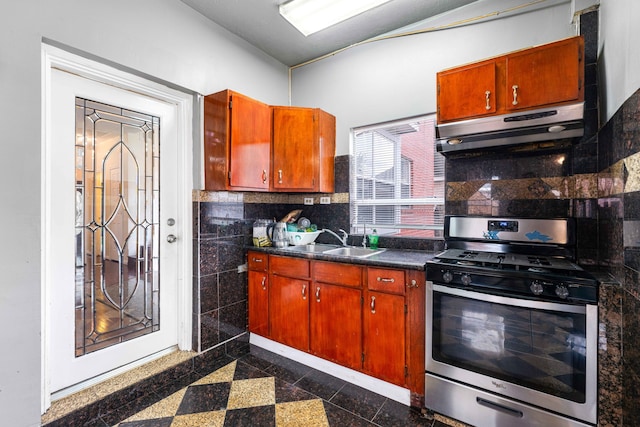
368;229;379;249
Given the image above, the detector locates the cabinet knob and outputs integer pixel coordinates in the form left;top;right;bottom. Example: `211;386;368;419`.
512;85;519;105
406;279;418;288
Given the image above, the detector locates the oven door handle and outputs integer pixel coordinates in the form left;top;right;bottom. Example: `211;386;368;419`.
431;283;589;314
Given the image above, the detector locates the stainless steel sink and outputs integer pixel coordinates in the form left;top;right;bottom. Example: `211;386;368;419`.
283;244;340;253
323;246;385;258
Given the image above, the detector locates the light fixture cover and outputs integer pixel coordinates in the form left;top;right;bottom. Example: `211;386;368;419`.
279;0;392;36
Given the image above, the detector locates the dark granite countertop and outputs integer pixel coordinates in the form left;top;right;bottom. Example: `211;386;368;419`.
247;244;438;270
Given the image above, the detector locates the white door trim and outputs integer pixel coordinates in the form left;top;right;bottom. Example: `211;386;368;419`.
41;44;193;413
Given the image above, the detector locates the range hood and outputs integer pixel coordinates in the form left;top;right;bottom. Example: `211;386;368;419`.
436;102;584;155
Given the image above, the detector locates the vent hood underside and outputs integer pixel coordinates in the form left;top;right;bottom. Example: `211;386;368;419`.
436;102;584;156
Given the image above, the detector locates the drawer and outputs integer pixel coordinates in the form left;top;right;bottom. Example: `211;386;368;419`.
247;251;268;271
270;255;310;278
314;261;363;288
367;267;405;295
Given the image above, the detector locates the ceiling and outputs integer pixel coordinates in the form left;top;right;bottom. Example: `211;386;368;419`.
180;0;478;66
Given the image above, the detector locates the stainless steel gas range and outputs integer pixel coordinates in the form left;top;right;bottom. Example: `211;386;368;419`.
425;216;598;427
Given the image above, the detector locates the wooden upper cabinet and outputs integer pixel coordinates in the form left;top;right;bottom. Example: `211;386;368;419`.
437;60;497;123
272;106;336;193
436;36;584;124
203;90;271;191
505;36;583;111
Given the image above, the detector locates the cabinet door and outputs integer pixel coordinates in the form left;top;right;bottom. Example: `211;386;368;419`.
437;60;497;123
269;275;310;351
363;290;406;386
506;37;583;111
310;283;362;370
228;92;272;189
272;107;318;191
203;90;271;191
248;270;269;336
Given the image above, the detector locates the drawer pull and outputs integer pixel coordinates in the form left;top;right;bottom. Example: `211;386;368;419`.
302;284;307;300
407;279;418;288
262;169;267;184
377;277;395;283
315;287;321;302
512;85;519;105
485;90;491;110
261;276;267;290
278;169;283;184
370;296;376;314
252;257;263;263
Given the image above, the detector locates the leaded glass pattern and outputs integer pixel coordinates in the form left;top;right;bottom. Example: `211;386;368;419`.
75;97;160;357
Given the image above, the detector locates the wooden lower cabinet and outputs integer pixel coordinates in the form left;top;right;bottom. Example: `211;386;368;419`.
363;289;406;386
247;252;425;403
310;282;362;370
269;274;310;350
248;252;269;336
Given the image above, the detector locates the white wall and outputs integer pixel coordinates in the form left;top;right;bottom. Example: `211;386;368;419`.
599;0;640;122
0;1;288;425
290;0;578;156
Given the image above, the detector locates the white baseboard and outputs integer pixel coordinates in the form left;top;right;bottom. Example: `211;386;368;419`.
249;334;410;405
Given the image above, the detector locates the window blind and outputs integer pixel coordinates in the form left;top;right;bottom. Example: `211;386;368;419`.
351;115;444;238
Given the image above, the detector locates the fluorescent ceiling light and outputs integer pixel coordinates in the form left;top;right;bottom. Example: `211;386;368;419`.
279;0;393;36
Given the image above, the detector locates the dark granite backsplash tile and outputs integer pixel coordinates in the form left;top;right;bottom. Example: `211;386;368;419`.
198;237;219;276
199;274;218;314
219;270;247;307
623;90;640;158
334;155;350;193
576;217;598;264
624;249;640;274
597;282;624;427
494;199;571;218
573;136;598;174
200;309;220;350
219;300;247;342
217;236;246;272
580;10;598;65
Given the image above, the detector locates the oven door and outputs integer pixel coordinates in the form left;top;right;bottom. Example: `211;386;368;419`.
426;281;597;425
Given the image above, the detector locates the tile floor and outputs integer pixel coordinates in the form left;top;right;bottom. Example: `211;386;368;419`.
113;345;451;427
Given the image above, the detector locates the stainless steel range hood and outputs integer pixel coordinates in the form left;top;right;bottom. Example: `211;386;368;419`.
436;102;584;155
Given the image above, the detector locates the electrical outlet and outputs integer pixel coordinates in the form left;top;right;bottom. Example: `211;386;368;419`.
304;197;314;205
320;196;331;204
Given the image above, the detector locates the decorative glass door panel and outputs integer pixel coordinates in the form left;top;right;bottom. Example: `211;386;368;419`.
75;97;160;356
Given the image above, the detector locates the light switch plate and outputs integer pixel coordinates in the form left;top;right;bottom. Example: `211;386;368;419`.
304;197;314;205
320;197;331;204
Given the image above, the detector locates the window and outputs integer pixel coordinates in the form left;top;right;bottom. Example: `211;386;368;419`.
351;115;444;238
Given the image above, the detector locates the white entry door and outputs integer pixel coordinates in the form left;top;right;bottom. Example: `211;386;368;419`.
47;66;184;394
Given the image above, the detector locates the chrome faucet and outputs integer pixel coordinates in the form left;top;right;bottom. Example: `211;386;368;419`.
323;229;349;246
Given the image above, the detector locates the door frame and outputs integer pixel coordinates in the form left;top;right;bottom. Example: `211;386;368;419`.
41;44;194;412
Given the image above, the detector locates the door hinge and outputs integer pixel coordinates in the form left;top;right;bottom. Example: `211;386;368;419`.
229;99;233;109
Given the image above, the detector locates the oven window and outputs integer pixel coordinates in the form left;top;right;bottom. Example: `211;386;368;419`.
432;292;587;403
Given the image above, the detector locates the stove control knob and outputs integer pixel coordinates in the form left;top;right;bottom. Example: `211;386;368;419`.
530;280;544;295
461;273;472;286
442;270;453;283
555;284;569;299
